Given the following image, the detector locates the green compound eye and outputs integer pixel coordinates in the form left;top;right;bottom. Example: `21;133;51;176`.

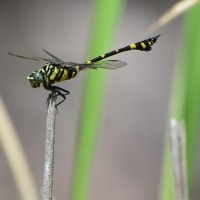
27;71;43;88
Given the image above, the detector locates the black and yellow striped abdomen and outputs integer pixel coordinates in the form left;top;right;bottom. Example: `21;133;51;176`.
86;34;160;64
40;64;80;85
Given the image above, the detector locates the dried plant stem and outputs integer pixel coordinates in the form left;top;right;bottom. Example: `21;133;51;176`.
144;0;200;35
169;119;188;200
42;93;57;200
0;96;39;200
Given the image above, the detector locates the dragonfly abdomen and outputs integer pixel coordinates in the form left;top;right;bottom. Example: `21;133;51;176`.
86;34;160;64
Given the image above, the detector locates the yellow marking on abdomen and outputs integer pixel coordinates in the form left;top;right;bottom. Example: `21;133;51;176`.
86;60;92;64
130;43;136;49
101;54;105;58
141;42;146;49
72;72;76;78
75;66;80;72
115;49;119;53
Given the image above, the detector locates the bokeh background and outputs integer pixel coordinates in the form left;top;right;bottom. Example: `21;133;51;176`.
0;0;182;199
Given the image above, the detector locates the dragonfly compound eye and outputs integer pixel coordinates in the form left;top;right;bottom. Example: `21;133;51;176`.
27;71;43;88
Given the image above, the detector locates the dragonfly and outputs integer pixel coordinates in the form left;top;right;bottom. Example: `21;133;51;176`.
8;34;160;106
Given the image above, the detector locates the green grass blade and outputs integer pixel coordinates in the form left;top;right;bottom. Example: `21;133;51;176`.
161;4;200;200
160;141;174;200
70;1;125;200
183;6;200;190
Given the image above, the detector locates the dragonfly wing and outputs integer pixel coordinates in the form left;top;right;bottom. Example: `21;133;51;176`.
8;52;50;63
42;49;65;63
88;60;127;70
9;50;65;64
75;60;127;70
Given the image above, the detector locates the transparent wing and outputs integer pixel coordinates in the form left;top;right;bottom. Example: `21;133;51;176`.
8;51;78;68
76;60;127;70
42;49;65;63
8;52;50;63
8;50;66;64
93;60;127;69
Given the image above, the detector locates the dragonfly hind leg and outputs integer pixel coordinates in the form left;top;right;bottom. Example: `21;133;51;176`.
47;85;70;107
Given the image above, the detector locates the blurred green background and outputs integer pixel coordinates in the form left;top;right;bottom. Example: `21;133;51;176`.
1;0;199;200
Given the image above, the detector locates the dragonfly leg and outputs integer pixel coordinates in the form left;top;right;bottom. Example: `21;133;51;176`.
47;85;70;107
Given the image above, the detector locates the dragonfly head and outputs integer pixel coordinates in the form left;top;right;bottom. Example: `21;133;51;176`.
27;71;43;88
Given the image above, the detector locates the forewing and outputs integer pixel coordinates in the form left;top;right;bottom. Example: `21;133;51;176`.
8;52;54;63
42;49;65;63
8;50;65;64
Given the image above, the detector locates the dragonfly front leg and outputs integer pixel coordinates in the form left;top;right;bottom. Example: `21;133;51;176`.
47;85;70;107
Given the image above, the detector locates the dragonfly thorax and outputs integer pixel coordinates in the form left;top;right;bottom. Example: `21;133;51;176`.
27;71;43;88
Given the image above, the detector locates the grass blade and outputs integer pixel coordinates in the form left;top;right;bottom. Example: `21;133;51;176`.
70;0;125;200
161;4;200;200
